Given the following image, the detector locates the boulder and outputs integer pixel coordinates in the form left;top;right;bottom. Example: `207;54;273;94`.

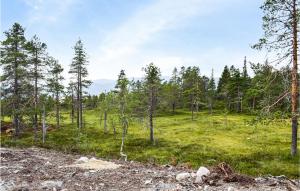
195;167;210;183
176;172;190;181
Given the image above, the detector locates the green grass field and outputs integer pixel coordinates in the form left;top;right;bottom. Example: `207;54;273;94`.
1;110;299;177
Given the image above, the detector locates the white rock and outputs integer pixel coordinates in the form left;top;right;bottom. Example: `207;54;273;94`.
176;172;191;181
90;157;97;161
190;172;197;178
41;180;63;189
45;161;51;165
76;157;89;164
195;167;210;183
144;179;152;185
227;186;237;191
203;185;209;191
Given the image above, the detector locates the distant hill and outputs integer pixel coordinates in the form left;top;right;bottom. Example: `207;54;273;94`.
88;77;219;95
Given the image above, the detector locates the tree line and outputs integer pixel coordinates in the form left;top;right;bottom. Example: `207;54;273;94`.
1;0;298;156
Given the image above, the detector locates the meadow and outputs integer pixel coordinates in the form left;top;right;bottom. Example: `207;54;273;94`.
1;110;299;177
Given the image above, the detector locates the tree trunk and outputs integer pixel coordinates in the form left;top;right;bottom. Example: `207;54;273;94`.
149;87;154;143
172;102;175;114
291;0;298;156
71;89;74;124
33;50;38;142
104;111;107;134
56;91;60;128
42;105;46;144
13;43;20;137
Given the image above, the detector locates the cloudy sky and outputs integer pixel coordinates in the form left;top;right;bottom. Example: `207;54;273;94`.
1;0;266;81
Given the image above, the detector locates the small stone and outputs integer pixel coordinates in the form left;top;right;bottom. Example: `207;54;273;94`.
195;167;210;183
176;172;190;181
45;161;51;165
76;157;89;164
203;185;209;191
144;179;152;185
41;180;63;189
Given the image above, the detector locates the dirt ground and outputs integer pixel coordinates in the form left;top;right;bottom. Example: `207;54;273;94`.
0;147;299;191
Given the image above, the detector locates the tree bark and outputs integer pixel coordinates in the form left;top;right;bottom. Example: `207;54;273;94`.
71;89;74;124
104;111;107;134
291;0;298;156
56;91;60;128
149;87;154;143
34;50;38;141
13;42;20;137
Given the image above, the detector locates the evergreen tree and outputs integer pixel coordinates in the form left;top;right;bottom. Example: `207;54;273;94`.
253;0;299;156
115;70;129;160
27;35;47;140
143;63;161;143
0;23;29;136
182;66;201;119
69;39;91;129
47;57;64;128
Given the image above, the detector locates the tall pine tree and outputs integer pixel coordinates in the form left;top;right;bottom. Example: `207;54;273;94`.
1;23;29;136
69;39;91;129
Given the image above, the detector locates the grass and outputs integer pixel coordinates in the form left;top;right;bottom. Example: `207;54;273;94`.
1;110;299;178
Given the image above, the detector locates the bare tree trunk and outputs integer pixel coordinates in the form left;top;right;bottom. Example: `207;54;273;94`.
71;89;74;124
291;0;298;156
33;50;38;142
42;105;47;144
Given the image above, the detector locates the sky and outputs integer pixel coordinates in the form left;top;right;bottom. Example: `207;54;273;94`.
1;0;267;81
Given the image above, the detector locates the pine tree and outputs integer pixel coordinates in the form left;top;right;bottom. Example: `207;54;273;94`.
115;69;129;160
143;63;161;143
69;39;91;129
253;0;299;156
27;35;47;140
47;57;64;128
0;23;29;136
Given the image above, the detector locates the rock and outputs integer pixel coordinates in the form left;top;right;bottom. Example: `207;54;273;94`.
76;156;89;164
45;161;52;165
195;166;210;183
190;172;197;178
144;179;152;185
41;180;63;189
203;185;209;191
176;172;190;181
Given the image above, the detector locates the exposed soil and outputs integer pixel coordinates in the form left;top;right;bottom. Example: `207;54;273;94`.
0;147;299;191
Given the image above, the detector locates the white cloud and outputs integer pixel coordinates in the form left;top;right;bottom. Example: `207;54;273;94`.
89;0;239;80
23;0;78;24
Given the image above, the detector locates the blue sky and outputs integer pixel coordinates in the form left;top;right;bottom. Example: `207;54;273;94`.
1;0;266;80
